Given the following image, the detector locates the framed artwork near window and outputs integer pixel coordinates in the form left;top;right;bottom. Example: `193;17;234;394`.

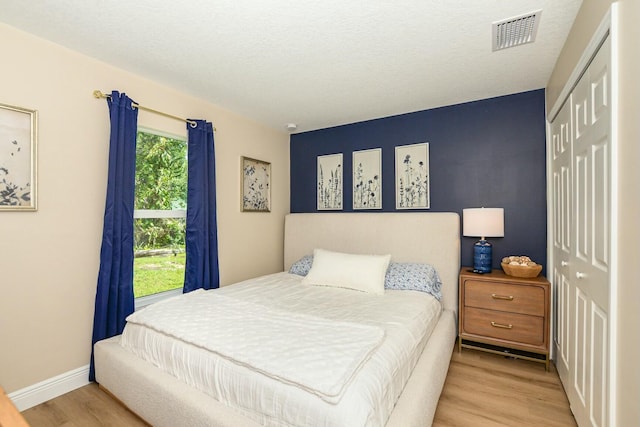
353;148;382;210
395;142;430;210
0;103;37;211
317;153;343;210
241;156;271;212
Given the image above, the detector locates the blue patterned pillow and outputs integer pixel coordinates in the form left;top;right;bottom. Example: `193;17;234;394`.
288;255;314;276
384;263;442;300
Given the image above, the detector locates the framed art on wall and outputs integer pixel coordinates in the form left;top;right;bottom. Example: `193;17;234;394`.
0;103;37;211
241;156;271;212
317;153;343;210
353;148;381;210
395;142;429;209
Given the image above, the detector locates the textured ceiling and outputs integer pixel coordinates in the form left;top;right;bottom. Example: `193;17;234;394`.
0;0;582;132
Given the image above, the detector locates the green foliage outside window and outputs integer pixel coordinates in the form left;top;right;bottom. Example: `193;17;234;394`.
134;131;187;251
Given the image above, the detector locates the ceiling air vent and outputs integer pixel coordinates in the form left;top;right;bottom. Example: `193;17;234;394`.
492;10;542;51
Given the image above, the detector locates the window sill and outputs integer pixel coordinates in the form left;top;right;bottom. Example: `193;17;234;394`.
135;288;182;311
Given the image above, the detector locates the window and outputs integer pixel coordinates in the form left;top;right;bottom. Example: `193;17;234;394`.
133;129;187;301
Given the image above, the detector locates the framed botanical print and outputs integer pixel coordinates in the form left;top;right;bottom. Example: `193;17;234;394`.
353;148;381;210
395;142;429;209
317;153;343;210
0;103;37;211
241;156;271;212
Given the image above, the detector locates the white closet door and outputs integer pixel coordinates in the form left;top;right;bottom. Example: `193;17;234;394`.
550;96;573;386
568;36;611;427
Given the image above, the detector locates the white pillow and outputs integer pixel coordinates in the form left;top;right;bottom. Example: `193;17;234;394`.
301;248;391;295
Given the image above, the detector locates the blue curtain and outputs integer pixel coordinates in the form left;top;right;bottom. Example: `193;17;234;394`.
183;120;220;293
89;91;138;381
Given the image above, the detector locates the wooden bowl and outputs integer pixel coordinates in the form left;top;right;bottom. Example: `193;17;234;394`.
501;262;542;278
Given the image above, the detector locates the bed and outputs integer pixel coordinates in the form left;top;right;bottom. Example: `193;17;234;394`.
94;212;460;426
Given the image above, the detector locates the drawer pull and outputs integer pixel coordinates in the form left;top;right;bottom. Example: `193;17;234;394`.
491;293;514;301
491;321;513;329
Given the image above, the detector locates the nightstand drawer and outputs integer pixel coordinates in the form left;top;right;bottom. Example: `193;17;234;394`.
464;280;545;316
463;307;544;346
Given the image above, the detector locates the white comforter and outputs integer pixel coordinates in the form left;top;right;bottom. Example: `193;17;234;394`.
125;290;384;402
120;272;442;427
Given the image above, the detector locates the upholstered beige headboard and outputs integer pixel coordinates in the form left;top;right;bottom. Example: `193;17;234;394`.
284;213;460;314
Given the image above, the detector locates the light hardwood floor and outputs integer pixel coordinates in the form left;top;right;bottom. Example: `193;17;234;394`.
21;384;148;427
22;348;576;426
433;349;576;426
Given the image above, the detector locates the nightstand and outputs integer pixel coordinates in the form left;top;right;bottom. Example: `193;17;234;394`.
458;267;550;370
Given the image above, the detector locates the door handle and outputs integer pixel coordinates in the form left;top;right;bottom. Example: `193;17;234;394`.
561;261;569;267
576;271;586;279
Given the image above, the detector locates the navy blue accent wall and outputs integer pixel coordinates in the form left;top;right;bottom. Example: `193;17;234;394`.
290;89;547;272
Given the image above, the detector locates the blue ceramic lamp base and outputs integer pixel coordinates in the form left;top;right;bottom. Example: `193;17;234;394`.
473;239;493;273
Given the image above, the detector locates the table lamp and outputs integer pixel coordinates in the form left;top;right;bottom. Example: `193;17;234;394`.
463;207;504;273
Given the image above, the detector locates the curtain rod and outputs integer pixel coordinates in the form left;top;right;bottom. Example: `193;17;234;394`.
93;90;214;130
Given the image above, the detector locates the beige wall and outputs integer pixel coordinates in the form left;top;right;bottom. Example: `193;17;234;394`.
546;1;640;425
0;23;290;393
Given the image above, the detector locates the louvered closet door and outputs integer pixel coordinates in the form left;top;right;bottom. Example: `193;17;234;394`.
568;36;611;427
550;97;572;387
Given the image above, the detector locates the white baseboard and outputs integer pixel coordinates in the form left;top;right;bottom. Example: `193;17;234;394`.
8;365;90;411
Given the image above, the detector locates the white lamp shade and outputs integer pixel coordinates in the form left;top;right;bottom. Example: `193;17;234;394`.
463;208;504;238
